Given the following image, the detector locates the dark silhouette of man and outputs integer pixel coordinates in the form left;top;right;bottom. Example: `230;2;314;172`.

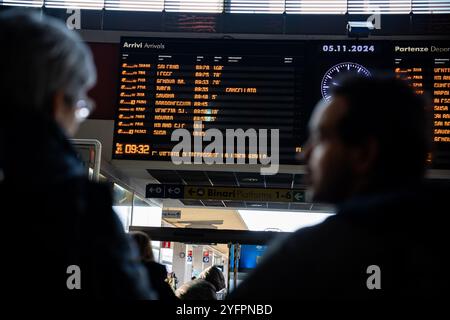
230;76;448;300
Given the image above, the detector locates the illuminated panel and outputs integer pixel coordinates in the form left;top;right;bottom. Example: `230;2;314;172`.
113;38;450;169
113;38;306;164
433;62;450;144
412;0;450;13
314;40;450;169
165;0;223;13
44;0;104;9
225;0;285;13
393;42;450;168
105;0;164;11
2;0;44;7
348;0;411;14
286;0;347;14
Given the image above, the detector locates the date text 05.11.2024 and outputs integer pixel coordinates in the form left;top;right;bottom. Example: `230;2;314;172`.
322;44;375;53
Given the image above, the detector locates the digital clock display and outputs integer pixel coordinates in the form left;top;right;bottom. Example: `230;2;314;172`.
115;143;150;155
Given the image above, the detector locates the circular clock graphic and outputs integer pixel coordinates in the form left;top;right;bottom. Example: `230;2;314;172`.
321;62;371;101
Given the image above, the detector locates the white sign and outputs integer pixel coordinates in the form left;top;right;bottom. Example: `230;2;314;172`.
162;210;181;219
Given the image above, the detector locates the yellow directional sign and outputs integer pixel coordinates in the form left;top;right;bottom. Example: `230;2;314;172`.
184;186;305;203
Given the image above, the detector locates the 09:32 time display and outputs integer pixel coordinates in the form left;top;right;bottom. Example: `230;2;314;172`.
115;143;150;155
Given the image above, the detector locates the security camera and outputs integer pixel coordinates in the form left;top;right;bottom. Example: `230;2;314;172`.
347;21;375;38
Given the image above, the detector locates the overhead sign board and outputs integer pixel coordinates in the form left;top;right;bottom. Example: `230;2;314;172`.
146;184;184;198
184;186;304;202
146;184;305;202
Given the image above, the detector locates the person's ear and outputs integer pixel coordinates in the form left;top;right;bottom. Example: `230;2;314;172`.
51;90;79;137
352;137;379;176
52;90;66;118
52;90;73;132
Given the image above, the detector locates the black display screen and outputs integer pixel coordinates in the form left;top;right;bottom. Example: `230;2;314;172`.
112;38;450;169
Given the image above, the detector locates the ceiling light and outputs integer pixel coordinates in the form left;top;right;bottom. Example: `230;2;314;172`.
238;210;334;232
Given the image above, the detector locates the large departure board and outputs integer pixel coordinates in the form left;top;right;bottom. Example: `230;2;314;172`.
112;38;450;169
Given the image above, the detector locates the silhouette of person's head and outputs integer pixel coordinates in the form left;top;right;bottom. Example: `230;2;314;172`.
304;76;430;204
129;231;155;262
175;279;217;300
0;10;96;137
199;266;226;292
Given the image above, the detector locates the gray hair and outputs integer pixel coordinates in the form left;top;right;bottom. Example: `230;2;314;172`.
0;10;96;114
